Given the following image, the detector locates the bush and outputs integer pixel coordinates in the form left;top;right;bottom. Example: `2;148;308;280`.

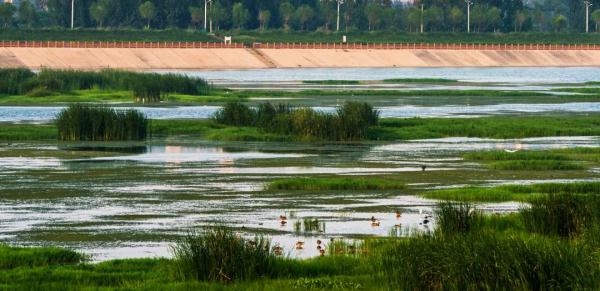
171;227;276;282
56;104;148;141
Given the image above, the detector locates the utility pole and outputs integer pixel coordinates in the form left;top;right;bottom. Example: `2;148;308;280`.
336;0;344;32
209;0;213;33
204;0;211;32
420;3;424;33
70;0;75;29
466;0;473;33
584;0;593;33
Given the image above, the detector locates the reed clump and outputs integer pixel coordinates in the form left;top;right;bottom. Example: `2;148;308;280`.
521;194;599;238
213;101;379;141
377;232;599;290
55;104;148;141
435;201;484;236
171;227;276;283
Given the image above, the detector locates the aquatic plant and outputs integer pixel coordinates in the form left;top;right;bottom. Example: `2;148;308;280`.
171;227;275;282
0;68;36;95
377;232;600;290
212;101;380;141
55;104;148;141
268;177;404;191
434;201;483;236
521;194;599;238
0;244;84;269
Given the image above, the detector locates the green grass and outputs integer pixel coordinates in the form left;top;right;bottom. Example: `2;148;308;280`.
302;80;361;85
382;78;458;84
464;151;570;161
372;116;600;140
0;123;57;141
488;160;584;170
0;245;84;269
267;177;406;191
422;182;600;202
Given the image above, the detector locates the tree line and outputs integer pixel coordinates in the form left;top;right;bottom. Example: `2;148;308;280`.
1;0;600;33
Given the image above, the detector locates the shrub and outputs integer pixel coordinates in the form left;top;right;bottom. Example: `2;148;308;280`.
212;101;257;126
171;227;276;282
0;68;36;94
56;104;148;141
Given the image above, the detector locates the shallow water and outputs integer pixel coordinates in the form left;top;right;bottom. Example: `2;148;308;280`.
1;137;598;261
2;102;600;122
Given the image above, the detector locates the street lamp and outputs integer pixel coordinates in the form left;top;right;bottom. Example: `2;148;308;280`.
336;0;344;32
420;3;424;33
71;0;75;29
584;0;593;33
465;0;473;33
204;0;212;32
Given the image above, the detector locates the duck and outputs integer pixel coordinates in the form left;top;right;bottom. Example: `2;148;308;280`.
273;245;283;256
371;221;381;227
370;216;377;222
316;239;322;245
295;241;304;250
395;211;402;219
319;249;325;256
279;215;287;221
421;165;427;171
280;220;287;226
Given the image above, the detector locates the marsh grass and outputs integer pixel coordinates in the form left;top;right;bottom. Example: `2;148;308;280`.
464;151;569;161
56;104;148;141
267;177;405;191
171;227;276;282
422;182;600;202
0;68;211;104
435;201;484;236
521;194;600;238
0;245;84;269
213;101;379;141
382;78;458;84
376;232;600;290
488;160;584;170
302;80;360;85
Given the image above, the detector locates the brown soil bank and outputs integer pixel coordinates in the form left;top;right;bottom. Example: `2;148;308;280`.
1;47;600;70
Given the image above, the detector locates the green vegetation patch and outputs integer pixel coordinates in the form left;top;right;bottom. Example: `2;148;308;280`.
267;177;406;191
302;80;361;85
0;245;84;269
464;150;588;171
382;78;458;84
488;160;583;170
422;182;600;202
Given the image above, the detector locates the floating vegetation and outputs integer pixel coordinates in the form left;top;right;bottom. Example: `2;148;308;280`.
268;177;405;191
293;218;325;234
213;101;379;141
55;104;148;141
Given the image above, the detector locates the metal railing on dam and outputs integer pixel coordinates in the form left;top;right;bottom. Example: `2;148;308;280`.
1;40;599;50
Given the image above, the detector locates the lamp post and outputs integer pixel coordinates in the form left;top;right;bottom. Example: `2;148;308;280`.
336;0;344;32
204;0;212;32
70;0;75;29
420;3;424;33
466;0;473;33
584;0;593;33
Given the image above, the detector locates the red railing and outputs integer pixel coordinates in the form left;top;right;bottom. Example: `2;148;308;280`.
0;40;598;50
0;41;244;49
251;42;600;50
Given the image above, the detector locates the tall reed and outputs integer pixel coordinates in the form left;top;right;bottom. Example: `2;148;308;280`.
212;101;379;141
55;104;148;141
435;201;484;236
171;227;276;282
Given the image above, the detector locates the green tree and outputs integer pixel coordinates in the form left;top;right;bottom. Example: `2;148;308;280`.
471;5;486;32
406;8;420;32
231;2;249;29
514;10;527;32
295;4;314;30
592;9;600;32
486;7;502;32
552;14;567;32
188;6;203;29
89;0;110;28
17;0;37;28
365;2;383;31
138;1;156;29
279;2;294;30
319;0;336;31
424;6;443;32
210;1;228;32
449;6;463;32
258;10;271;31
0;3;15;28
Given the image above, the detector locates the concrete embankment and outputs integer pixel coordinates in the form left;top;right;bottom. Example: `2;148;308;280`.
1;46;600;70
